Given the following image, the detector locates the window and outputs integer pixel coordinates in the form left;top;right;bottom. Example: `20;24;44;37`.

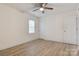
29;20;35;33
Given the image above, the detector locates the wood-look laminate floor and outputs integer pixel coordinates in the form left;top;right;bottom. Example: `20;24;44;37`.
0;39;79;56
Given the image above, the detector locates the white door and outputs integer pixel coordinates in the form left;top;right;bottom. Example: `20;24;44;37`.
63;12;77;44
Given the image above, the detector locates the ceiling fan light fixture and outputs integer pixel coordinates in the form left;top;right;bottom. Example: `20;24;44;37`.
40;8;44;11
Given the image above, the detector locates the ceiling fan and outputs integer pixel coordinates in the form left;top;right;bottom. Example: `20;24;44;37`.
32;3;53;14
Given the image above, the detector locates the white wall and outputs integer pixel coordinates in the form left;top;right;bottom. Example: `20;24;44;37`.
76;5;79;45
40;10;77;44
40;13;64;42
0;5;40;50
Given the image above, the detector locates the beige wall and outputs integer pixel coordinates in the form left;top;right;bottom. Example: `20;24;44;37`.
0;5;40;50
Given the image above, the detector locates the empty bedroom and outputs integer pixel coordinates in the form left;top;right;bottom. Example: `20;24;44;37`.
0;3;79;56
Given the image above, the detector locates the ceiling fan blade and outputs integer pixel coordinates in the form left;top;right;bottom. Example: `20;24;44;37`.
39;3;43;7
45;7;53;10
42;3;48;7
39;3;48;7
32;9;39;12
